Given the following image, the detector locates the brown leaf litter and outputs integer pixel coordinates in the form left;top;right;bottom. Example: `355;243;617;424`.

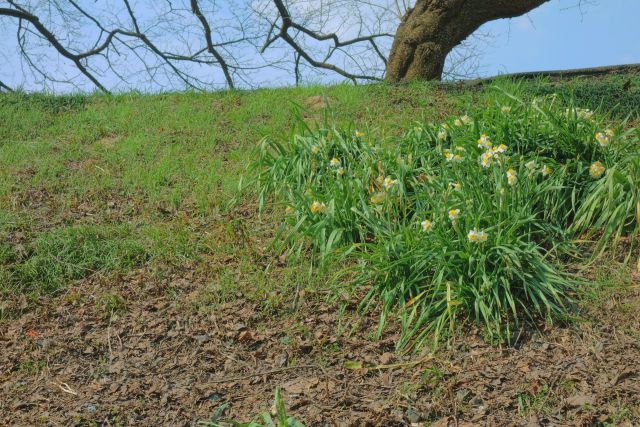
1;269;639;426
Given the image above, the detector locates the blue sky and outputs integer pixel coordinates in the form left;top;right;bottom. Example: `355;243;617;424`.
1;0;638;91
477;0;640;76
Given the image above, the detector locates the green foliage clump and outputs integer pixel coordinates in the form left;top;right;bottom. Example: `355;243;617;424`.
573;134;640;267
255;85;640;347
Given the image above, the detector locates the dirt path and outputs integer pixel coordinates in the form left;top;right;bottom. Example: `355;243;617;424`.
2;268;639;426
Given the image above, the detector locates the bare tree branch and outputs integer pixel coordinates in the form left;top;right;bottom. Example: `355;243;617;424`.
0;80;14;92
0;6;109;92
190;0;235;88
269;0;385;82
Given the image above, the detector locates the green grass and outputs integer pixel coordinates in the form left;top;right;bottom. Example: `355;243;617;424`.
0;82;460;301
0;76;637;339
8;225;147;295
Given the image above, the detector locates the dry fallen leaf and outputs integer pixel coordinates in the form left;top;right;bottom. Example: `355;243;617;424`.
238;330;253;343
566;394;595;408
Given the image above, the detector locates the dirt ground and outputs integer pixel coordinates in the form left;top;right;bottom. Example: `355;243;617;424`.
1;263;639;427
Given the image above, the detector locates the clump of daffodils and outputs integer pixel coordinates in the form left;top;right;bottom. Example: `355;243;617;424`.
383;176;399;190
310;201;327;214
477;134;492;150
444;149;462;162
506;168;518;186
595;129;614;147
589;161;605;179
370;192;385;204
448;208;460;221
421;219;433;233
329;157;340;167
467;229;488;243
478;135;507;168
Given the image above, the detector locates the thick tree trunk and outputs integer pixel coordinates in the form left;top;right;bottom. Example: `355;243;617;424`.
386;0;549;82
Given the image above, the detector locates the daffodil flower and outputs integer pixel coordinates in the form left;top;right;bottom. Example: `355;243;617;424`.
589;161;605;178
329;157;340;167
383;176;399;190
495;144;507;153
468;229;488;243
541;165;551;176
336;167;345;176
477;134;492;149
421;219;433;233
444;150;454;161
310;201;327;214
576;108;594;120
450;182;461;191
448;209;460;221
501;106;511;113
507;168;517;186
481;151;493;168
595;131;612;147
311;145;320;154
370;192;385;204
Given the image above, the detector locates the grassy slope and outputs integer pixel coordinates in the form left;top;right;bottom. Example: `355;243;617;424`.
1;75;639;425
0;75;638;310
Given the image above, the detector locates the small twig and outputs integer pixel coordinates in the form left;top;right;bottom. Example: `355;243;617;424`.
208;364;320;383
107;319;113;360
56;382;78;396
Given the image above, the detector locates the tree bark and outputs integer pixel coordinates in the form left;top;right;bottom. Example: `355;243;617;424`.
386;0;549;82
